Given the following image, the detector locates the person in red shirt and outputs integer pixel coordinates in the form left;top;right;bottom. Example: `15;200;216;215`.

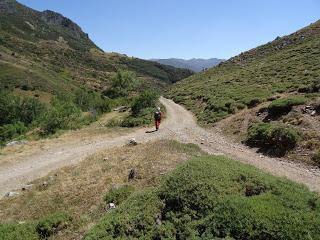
154;107;162;131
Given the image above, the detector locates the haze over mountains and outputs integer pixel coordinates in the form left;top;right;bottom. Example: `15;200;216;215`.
151;58;224;72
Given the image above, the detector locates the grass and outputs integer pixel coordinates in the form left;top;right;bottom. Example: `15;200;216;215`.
167;20;320;125
0;140;203;239
85;155;320;240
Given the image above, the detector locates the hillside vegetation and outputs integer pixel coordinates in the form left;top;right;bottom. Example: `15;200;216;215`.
167;20;320;124
0;0;193;144
85;156;320;240
0;0;192;95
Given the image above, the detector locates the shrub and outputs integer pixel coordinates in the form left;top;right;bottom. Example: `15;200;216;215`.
131;90;159;116
246;123;300;156
0;223;38;240
39;99;81;135
36;212;71;238
74;88;111;113
246;98;262;108
85;156;320;240
104;185;135;205
268;96;306;116
103;70;140;98
0;90;46;126
0;122;27;144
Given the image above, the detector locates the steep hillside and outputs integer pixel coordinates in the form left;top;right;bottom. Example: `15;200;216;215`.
167;20;320;124
152;58;224;72
0;0;193;95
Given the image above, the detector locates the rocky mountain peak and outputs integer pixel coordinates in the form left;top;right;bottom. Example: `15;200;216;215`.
41;10;89;40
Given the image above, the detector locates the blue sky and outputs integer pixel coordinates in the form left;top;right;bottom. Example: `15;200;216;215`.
18;0;320;60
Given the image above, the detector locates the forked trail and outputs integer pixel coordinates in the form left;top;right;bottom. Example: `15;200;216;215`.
0;97;319;197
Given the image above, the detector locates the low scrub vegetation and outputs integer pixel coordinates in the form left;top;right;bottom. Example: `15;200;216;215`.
108;90;160;128
0;212;71;240
246;123;300;156
167;21;320;124
267;96;306;117
104;185;135;205
0;89;111;144
85;156;320;240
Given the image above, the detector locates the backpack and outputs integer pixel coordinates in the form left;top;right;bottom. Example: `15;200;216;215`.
154;111;161;120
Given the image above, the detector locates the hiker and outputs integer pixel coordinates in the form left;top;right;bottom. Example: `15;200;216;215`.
154;107;162;131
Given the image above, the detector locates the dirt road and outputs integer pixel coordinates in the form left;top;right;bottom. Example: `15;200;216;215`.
1;97;320;197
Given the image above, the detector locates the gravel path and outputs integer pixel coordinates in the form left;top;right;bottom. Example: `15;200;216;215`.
0;97;320;197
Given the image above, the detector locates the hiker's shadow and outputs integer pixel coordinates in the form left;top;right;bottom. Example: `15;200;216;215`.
145;130;157;133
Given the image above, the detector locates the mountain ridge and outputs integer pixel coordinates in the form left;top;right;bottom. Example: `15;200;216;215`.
151;57;224;72
0;0;193;95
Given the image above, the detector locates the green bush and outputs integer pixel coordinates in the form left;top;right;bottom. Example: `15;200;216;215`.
0;223;38;240
39;99;81;135
104;185;135;205
36;212;71;239
0;90;46;126
268;96;306;116
246;123;300;156
85;156;320;240
131;90;159;117
74;88;111;113
103;70;140;98
0;122;27;144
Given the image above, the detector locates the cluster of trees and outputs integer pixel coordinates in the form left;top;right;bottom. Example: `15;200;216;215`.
0;88;111;145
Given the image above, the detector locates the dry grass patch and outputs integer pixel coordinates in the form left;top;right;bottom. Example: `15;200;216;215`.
0;140;203;239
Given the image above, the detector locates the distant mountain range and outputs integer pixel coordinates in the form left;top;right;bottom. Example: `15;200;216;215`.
150;58;225;72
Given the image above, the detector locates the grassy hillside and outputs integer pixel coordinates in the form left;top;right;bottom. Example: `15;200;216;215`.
0;0;193;95
0;0;193;144
167;20;320;124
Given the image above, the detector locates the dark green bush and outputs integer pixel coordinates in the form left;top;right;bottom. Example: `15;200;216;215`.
38;99;81;135
0;90;46;126
103;70;140;98
36;212;71;238
131;90;159;116
0;223;38;240
104;185;135;205
74;88;111;113
0;122;27;144
268;96;306;116
85;156;320;240
246;123;300;156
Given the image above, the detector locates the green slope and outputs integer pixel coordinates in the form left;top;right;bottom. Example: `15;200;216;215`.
0;0;193;95
167;20;320;124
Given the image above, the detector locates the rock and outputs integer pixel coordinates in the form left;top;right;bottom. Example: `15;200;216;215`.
42;181;48;187
311;110;316;116
6;191;19;197
128;169;137;181
155;213;162;225
128;138;137;146
103;157;109;161
105;202;116;211
6;140;28;147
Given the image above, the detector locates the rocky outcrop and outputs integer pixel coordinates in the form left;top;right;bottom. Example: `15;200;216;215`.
41;10;90;40
0;0;18;14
